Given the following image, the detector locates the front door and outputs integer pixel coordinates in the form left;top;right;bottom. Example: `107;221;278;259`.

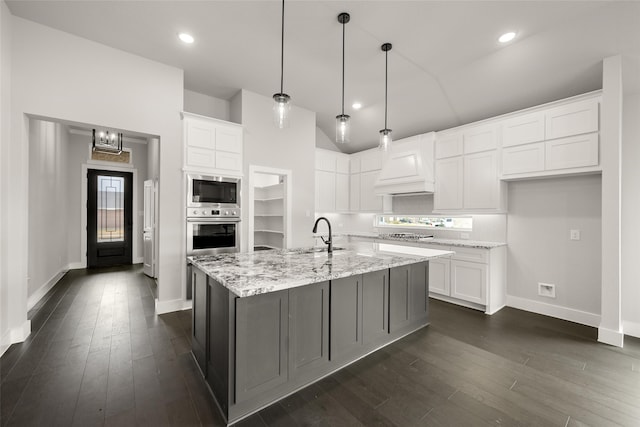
87;169;133;268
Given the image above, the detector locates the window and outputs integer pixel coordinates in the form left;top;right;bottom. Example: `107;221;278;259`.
376;215;472;231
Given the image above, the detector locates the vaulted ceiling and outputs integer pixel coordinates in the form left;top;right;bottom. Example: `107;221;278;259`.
7;1;640;153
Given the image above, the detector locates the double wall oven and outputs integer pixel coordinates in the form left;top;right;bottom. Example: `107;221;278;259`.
186;174;240;255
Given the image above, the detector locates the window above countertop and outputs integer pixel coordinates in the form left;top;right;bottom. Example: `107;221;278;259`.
375;215;473;231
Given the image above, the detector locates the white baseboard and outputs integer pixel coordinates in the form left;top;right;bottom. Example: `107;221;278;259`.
133;256;143;264
0;321;30;358
67;261;85;270
27;268;68;311
155;298;192;314
598;326;624;347
1;328;11;358
506;295;601;327
623;320;640;339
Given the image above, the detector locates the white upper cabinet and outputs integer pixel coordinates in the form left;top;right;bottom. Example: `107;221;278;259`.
434;156;463;211
349;148;384;213
314;148;350;213
545;98;599;140
500;93;601;179
182;112;243;176
435;132;463;159
463;124;497;154
502;111;545;147
464;151;501;210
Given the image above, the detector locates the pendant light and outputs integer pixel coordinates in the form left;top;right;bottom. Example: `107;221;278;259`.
273;0;291;129
335;12;351;144
379;42;392;151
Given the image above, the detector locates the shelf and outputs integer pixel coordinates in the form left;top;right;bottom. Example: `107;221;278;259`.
255;229;284;235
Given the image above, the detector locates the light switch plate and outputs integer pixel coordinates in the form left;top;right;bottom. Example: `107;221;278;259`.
570;229;581;240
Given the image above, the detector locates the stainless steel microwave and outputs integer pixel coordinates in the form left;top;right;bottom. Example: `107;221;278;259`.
186;174;240;209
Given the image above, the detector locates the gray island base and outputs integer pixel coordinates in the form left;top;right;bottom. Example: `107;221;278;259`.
188;242;453;425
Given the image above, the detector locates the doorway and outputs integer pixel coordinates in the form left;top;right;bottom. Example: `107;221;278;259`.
87;169;133;268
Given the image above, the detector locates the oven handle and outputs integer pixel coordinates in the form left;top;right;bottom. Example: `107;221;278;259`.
187;217;241;223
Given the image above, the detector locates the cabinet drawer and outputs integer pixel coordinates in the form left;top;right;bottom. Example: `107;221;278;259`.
502;111;545;147
545;98;599;140
435;132;463;159
451;247;488;264
502;142;545;175
545;133;598;171
464;125;497;154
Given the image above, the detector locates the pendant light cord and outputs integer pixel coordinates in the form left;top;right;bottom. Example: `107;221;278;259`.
384;48;388;129
341;19;345;116
280;0;285;94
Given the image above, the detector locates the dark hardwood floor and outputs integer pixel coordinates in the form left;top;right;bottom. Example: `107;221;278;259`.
2;265;639;426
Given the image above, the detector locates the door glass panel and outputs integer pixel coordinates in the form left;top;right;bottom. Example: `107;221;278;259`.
97;175;125;242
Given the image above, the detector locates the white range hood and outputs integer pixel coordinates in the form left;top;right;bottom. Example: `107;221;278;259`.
374;132;435;195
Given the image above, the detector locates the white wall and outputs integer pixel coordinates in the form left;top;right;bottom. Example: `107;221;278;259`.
6;15;184;346
147;137;160;180
507;175;602;322
28;120;69;302
0;0;12;354
621;62;640;337
231;89;316;249
315;127;342;152
183;89;231;122
66;133;148;266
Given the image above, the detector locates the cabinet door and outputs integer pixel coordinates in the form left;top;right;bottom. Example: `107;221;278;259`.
463;151;499;209
428;257;450;296
186;147;216;170
315;170;336;212
434;157;463;210
545;133;599;171
362;269;389;344
216;125;242;153
409;262;429;323
289;281;329;380
451;260;487;305
502;111;545;147
435;132;463;159
336;155;350;174
235;290;288;403
207;278;230;415
330;275;363;360
349;173;360;212
186;119;216;150
335;173;350;212
316;149;337;172
192;268;208;376
359;171;382;212
502;142;545;176
545;98;599;140
389;265;410;333
215;151;243;174
464;125;497;154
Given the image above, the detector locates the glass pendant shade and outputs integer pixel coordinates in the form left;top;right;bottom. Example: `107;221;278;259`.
273;93;291;129
336;114;351;144
379;128;392;151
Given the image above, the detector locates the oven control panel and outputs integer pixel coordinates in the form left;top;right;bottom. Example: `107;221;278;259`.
187;208;241;219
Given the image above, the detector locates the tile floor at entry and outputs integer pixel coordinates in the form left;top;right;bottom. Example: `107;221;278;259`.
1;265;640;426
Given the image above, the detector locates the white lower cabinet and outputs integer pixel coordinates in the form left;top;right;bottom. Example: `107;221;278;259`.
450;259;487;305
426;245;506;314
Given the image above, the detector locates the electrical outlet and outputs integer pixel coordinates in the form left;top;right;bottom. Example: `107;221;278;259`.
570;229;581;240
538;282;556;298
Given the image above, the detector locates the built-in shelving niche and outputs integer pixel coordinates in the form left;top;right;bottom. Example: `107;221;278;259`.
248;166;292;251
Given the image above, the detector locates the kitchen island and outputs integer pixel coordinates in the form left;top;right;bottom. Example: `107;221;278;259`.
188;241;453;425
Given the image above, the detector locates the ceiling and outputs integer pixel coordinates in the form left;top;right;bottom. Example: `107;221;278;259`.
7;1;640;154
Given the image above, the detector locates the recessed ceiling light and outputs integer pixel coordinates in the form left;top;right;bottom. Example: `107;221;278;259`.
178;33;195;44
498;32;516;43
352;102;362;110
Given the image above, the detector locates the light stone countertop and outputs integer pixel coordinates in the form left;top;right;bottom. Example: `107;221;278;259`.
188;241;453;298
341;232;507;249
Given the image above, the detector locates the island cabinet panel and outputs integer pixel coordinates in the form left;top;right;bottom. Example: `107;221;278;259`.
192;267;208;377
207;278;231;415
289;281;330;380
362;269;389;345
330;275;363;361
389;262;429;333
234;290;289;404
